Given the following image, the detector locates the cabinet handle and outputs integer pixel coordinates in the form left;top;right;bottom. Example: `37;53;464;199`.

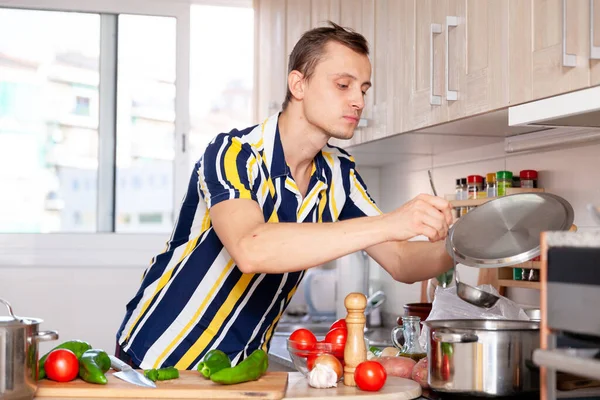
563;0;577;67
445;16;458;101
592;0;600;59
430;23;442;106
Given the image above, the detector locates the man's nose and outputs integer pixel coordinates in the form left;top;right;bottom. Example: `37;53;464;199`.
350;89;365;110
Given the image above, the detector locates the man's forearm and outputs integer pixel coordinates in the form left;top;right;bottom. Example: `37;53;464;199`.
367;240;453;284
235;215;390;273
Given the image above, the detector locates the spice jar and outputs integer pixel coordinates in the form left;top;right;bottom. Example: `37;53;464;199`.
486;173;497;198
467;175;484;199
520;170;538;189
496;171;513;196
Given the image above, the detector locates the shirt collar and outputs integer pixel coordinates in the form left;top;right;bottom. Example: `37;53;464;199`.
262;113;328;184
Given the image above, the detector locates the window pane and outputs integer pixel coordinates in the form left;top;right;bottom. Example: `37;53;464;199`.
116;15;176;233
189;5;254;159
0;8;100;233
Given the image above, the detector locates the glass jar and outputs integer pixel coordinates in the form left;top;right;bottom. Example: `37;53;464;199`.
520;170;538;189
486;173;497;198
460;178;468;200
496;171;513;196
391;316;427;362
467;175;484;199
455;178;464;201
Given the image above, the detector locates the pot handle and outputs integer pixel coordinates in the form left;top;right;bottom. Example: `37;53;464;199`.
0;298;17;319
33;330;59;343
433;331;478;343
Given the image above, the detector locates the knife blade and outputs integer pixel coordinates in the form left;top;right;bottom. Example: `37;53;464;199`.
109;355;157;388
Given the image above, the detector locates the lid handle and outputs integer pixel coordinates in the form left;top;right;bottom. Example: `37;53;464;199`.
0;298;17;320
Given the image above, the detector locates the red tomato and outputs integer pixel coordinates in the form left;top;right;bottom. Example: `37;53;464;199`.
289;328;317;354
44;349;79;382
324;327;347;357
306;354;317;370
329;318;346;331
354;360;387;392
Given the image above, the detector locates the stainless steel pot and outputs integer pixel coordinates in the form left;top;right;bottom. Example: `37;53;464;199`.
423;319;540;396
1;298;58;400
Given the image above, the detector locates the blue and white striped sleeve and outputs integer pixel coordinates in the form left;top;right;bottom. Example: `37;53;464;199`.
198;134;259;208
338;164;382;220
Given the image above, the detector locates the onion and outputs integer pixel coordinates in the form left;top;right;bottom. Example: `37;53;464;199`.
313;354;343;380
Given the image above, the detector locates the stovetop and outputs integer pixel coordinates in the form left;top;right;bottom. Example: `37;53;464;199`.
421;390;540;400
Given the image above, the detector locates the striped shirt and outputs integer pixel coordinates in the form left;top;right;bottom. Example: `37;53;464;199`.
116;113;381;370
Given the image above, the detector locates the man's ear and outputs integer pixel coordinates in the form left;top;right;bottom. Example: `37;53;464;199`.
288;70;305;101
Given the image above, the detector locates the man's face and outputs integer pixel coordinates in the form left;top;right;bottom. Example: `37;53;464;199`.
301;41;372;140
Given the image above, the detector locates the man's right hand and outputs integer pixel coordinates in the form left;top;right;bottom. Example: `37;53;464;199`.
383;194;453;243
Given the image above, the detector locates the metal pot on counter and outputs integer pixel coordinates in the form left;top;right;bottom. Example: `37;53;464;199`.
1;298;59;400
423;319;540;396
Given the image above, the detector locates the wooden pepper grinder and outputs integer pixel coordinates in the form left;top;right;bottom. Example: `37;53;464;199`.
343;292;367;386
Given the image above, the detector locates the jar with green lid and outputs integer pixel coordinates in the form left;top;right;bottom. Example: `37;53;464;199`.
496;171;513;196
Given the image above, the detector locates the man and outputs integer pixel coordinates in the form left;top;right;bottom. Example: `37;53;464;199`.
116;22;453;370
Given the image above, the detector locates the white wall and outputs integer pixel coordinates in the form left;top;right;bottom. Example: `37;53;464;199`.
362;139;600;318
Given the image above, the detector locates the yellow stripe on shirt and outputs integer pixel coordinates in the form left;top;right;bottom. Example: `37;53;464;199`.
153;258;236;368
175;271;255;369
224;140;252;198
322;152;338;218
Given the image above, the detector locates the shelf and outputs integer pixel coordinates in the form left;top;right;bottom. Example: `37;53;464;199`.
448;188;545;208
497;279;540;289
449;198;492;207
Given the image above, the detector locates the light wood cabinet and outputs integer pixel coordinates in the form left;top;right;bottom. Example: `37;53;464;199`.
446;0;510;120
399;0;451;133
255;0;287;120
591;0;600;85
509;0;592;105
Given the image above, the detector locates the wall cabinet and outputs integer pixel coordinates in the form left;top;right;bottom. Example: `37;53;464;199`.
509;0;597;105
256;0;600;149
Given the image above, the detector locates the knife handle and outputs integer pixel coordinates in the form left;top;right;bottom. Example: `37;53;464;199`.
109;355;132;371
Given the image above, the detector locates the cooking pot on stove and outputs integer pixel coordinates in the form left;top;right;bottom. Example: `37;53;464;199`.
0;298;59;400
423;319;539;396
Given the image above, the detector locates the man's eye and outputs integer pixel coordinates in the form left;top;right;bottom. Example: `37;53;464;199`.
337;83;348;89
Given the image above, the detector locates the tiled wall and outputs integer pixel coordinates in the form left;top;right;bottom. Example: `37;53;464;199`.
360;140;600;319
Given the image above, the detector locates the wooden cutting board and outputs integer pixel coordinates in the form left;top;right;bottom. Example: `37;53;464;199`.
35;370;288;399
284;372;422;399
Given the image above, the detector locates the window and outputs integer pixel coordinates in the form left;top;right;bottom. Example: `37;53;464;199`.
115;14;176;233
0;2;254;235
0;8;100;233
188;5;254;161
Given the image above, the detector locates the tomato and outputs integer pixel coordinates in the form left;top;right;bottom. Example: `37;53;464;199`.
329;318;346;331
354;360;387;392
306;354;317;370
324;327;347;357
289;328;317;354
44;348;79;382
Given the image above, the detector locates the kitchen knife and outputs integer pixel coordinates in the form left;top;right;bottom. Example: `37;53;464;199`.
109;355;157;388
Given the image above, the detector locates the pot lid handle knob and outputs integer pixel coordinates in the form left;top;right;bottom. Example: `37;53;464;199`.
0;298;17;320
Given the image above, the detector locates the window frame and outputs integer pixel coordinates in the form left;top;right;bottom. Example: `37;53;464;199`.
0;0;192;267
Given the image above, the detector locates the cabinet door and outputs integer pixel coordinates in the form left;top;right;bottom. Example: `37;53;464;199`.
400;0;450;133
310;0;341;27
330;0;376;148
255;0;287;119
592;0;600;85
509;0;590;105
446;0;509;120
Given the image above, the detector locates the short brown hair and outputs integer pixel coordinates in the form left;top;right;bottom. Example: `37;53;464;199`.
281;21;369;110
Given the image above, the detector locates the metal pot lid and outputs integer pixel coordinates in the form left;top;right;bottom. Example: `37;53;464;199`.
447;193;574;268
423;319;540;331
0;316;41;327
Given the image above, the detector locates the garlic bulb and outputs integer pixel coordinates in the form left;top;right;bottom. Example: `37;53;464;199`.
307;364;338;389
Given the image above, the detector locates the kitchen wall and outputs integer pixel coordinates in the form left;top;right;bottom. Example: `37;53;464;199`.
355;137;600;322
